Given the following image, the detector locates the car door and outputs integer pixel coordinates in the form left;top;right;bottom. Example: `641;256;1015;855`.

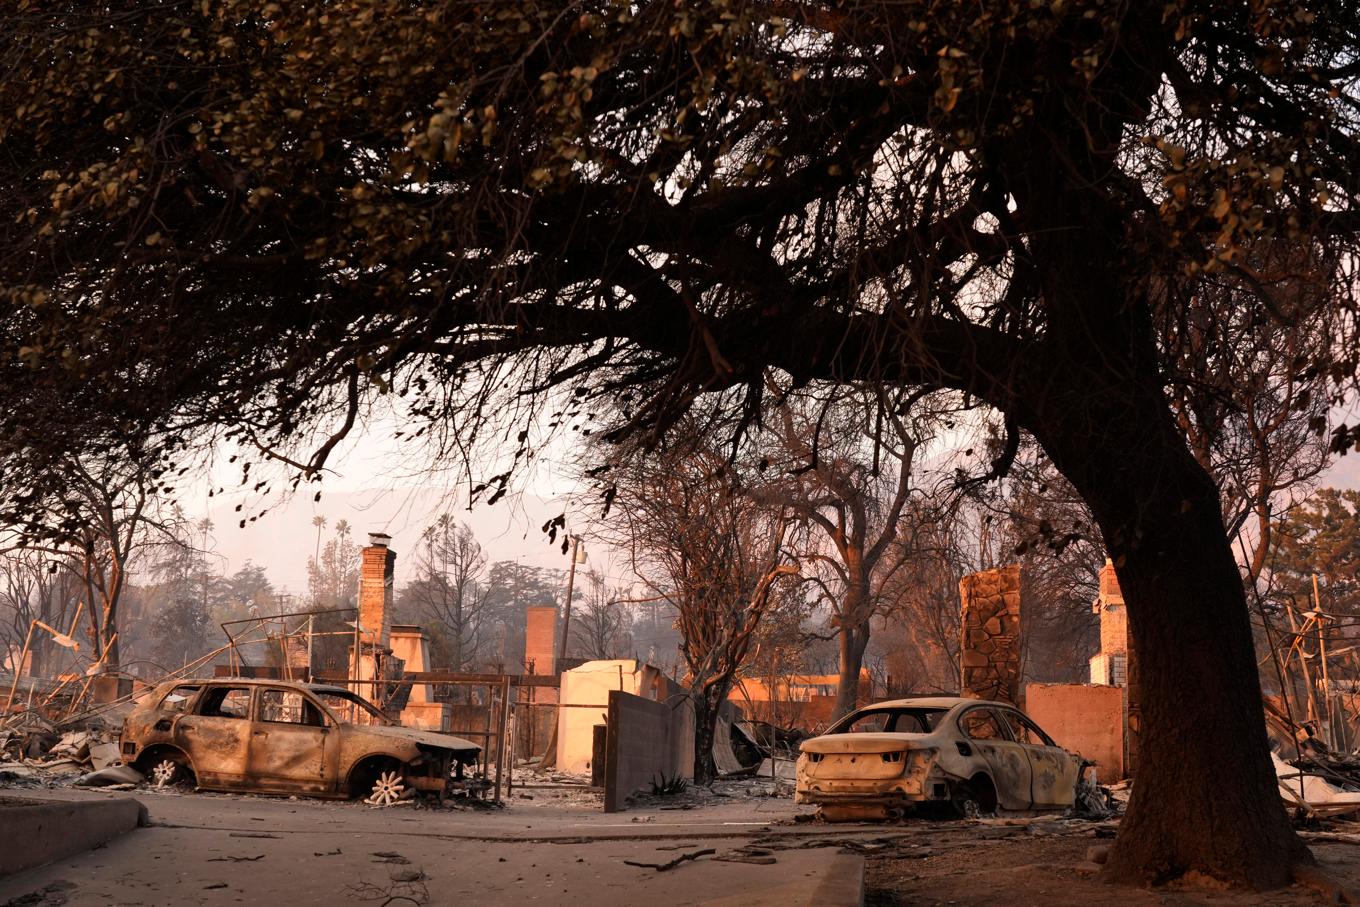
1002;709;1081;808
958;706;1034;810
250;687;334;793
175;684;254;788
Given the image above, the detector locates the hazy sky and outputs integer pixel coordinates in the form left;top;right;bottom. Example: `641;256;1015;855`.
188;413;609;596
186;410;1360;598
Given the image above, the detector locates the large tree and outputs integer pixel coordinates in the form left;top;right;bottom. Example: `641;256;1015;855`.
2;0;1358;885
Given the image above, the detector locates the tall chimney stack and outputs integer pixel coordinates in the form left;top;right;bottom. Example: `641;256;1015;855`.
359;532;394;648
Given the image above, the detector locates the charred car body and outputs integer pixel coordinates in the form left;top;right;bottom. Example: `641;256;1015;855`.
795;697;1081;820
121;678;481;804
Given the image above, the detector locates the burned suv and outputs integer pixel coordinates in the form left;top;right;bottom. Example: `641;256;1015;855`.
121;678;481;805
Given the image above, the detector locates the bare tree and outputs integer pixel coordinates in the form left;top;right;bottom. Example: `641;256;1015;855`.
398;514;488;671
756;387;943;717
568;569;630;661
10;455;185;672
0;548;82;680
600;438;798;783
1163;262;1334;588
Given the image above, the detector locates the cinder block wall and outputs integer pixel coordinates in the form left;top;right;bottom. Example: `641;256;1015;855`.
603;689;693;812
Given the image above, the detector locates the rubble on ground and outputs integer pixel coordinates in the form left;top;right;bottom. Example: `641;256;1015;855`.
1261;698;1360;819
625;774;793;810
1;703;136;790
1069;762;1121;819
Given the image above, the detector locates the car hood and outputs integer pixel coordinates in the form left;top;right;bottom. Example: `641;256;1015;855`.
346;723;481;753
800;732;937;755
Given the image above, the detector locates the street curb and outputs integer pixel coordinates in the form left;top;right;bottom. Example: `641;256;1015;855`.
809;853;865;907
0;795;148;877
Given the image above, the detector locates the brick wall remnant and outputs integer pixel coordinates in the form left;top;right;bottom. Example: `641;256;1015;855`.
959;564;1022;704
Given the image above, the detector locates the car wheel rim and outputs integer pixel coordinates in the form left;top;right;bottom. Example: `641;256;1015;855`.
366;769;405;806
151;759;178;788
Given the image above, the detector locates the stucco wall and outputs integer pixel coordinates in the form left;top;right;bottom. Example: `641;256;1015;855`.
1023;681;1125;781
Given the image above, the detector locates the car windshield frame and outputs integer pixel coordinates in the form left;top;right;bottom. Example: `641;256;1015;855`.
826;706;949;735
311;688;395;726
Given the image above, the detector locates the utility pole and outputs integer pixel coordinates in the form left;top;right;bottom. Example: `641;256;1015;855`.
556;536;585;668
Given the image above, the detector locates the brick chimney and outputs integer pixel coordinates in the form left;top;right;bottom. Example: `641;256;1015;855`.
1096;558;1127;654
524;606;557;675
359;532;395;648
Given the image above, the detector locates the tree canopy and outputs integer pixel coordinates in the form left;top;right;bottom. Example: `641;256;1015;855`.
2;0;1359;887
2;1;1353;494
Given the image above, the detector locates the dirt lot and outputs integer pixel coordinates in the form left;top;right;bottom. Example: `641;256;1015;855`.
865;825;1360;906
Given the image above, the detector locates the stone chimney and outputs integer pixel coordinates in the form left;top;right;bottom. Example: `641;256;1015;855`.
958;564;1022;704
359;532;395;648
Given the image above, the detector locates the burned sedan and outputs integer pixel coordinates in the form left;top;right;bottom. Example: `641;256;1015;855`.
795;697;1081;820
120;678;481;805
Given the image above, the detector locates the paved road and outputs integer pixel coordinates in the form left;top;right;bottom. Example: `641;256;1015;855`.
0;787;871;906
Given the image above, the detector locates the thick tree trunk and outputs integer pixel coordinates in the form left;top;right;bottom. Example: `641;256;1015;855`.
691;681;726;784
993;89;1310;880
832;620;870;720
1035;385;1308;886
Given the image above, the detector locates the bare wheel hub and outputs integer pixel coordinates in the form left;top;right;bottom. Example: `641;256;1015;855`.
365;769;406;807
150;758;179;788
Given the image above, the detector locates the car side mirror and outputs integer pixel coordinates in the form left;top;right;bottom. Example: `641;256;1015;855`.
956;741;972;757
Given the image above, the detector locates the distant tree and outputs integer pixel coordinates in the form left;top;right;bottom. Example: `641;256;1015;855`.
1270;488;1360;619
307;519;359;611
0;548;82;679
569;569;631;661
480;560;567;671
149;595;214;669
398;514;488;671
223;562;277;621
306;519;360;671
142;513;230;667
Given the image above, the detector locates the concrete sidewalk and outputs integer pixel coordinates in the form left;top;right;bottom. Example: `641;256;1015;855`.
0;788;866;906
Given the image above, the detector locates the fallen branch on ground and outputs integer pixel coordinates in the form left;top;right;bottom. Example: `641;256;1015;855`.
623;848;716;871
